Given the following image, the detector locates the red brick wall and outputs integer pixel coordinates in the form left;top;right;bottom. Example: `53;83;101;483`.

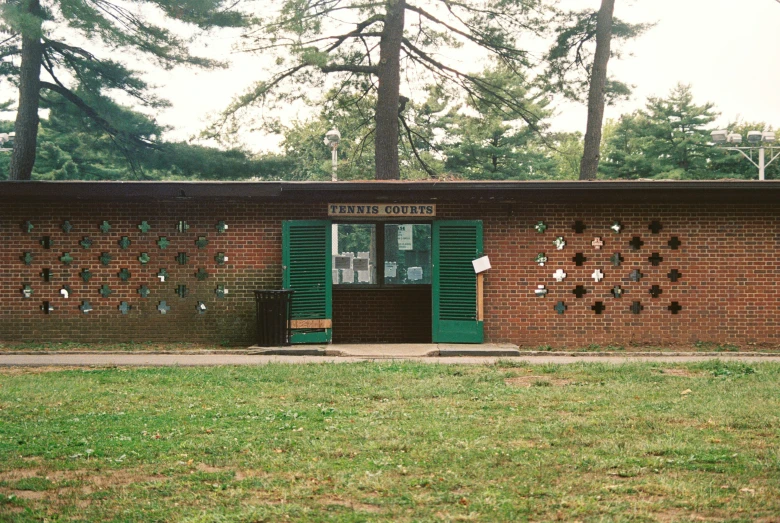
0;201;321;344
332;288;432;343
1;200;778;348
439;202;779;349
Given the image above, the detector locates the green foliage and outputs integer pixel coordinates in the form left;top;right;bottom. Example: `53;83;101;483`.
1;0;248;178
545;9;651;102
280;69;581;181
706;120;779;180
0;104;290;181
436;67;559;180
693;359;756;377
143;144;295;181
210;0;571;178
600;84;778;180
279;88;435;180
547;131;583;180
601;84;719;179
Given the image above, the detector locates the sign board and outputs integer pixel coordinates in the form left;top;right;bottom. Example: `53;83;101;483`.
472;256;491;274
397;225;413;250
334;256;352;270
407;266;423;281
328;204;436;218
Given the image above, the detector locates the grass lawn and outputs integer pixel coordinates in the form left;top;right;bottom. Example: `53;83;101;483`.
1;361;779;522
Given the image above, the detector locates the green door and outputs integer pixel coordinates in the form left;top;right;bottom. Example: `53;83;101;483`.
432;220;484;343
282;220;332;344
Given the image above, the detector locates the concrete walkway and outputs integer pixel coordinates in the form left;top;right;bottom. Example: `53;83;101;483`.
1;344;779;367
247;343;523;357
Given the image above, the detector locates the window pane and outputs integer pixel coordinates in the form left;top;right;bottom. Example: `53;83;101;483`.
332;224;376;285
384;224;431;285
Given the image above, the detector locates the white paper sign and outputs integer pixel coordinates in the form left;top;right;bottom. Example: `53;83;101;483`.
472;256;491;274
341;269;355;283
353;258;369;271
357;270;371;282
407;266;423;281
397;225;413;251
384;262;397;278
334;256;352;270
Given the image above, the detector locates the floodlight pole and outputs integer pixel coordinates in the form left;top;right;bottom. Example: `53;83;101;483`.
721;146;780;181
0;131;14;153
711;130;778;181
331;144;338;182
324;127;340;182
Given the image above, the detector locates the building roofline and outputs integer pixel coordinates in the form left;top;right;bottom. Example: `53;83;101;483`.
2;180;780;204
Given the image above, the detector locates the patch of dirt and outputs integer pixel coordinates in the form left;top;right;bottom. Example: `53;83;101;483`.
506;439;537;449
0;468;45;480
0;366;72;376
43;468;165;488
653;508;726;522
233;469;272;481
660;369;704;378
504;375;572;388
7;490;46;500
321;496;383;513
195;463;235;474
0;468;166;510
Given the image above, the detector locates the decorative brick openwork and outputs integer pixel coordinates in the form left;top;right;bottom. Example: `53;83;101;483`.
1;199;778;348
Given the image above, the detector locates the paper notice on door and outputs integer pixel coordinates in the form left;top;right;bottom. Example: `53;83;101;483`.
334;255;352;270
407;266;423;281
397;225;413;250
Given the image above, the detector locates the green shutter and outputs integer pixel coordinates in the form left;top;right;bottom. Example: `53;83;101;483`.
283;220;332;344
432;220;483;343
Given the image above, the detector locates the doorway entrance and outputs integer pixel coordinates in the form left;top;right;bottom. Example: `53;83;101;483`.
282;219;483;344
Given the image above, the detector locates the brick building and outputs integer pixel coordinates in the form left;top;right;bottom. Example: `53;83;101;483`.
1;180;778;348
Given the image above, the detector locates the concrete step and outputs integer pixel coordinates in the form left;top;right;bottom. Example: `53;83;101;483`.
247;343;520;358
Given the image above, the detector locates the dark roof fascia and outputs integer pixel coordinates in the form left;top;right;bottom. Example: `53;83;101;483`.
2;180;780;205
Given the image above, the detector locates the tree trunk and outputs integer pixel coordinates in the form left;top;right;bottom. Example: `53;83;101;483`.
579;0;615;181
374;0;405;180
9;0;44;181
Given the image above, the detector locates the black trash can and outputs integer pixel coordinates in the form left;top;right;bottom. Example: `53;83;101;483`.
254;290;294;346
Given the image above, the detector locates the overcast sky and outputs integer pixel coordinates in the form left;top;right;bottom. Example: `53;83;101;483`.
3;0;779;152
155;0;780;150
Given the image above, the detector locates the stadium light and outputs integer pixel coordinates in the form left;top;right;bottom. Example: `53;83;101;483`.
711;129;779;180
323;128;340;182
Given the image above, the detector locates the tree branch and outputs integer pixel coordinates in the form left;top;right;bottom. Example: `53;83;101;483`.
401;38;541;127
320;63;378;74
43;38;97;61
399;112;438;178
405;3;527;61
39;80;158;151
324;14;384;52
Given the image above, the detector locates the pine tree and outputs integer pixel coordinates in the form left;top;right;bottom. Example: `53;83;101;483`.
579;0;614;180
600;84;719;179
211;0;556;180
437;66;556;180
1;0;246;180
544;2;648;180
